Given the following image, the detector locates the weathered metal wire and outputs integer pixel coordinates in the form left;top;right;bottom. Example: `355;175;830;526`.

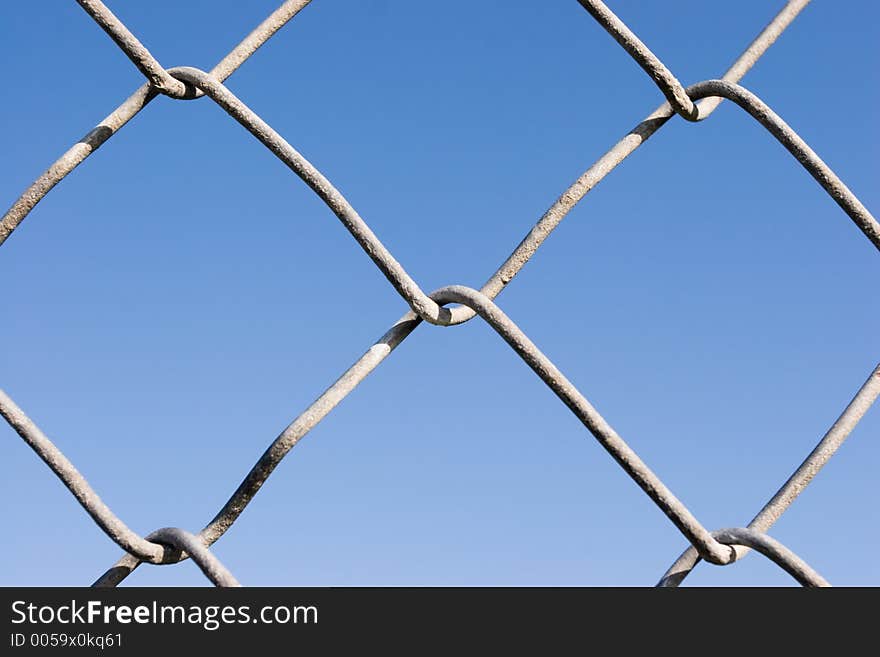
75;0;190;98
446;0;815;326
146;528;241;587
710;528;830;587
0;389;169;564
445;287;739;564
686;80;879;249
658;363;880;587
0;387;242;583
0;0;315;247
168;66;453;325
2;0;875;587
170;68;880;315
576;0;699;120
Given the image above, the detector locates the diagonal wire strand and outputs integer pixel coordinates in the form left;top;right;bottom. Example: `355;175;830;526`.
710;528;829;587
147;528;241;587
83;1;857;586
0;0;315;247
446;0;814;325
0;0;873;587
657;363;880;587
576;0;699;120
0;390;170;564
6;281;836;586
0;391;241;585
95;47;880;586
75;0;190;98
686;80;879;249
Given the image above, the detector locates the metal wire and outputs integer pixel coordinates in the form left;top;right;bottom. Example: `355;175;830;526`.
146;528;241;588
2;0;876;587
0;390;169;564
710;528;830;588
576;0;699;120
658;363;880;587
75;0;191;98
0;0;315;247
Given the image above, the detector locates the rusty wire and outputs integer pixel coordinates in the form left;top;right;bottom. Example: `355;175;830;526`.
2;0;876;587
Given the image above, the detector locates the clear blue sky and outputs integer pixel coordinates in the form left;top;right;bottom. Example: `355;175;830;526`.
1;1;877;587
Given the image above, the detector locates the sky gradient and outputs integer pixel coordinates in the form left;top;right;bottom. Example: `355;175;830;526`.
1;0;877;586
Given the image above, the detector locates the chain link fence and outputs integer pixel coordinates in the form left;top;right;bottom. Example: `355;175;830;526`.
1;0;877;587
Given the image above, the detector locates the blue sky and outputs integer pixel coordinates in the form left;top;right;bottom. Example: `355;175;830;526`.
1;1;877;587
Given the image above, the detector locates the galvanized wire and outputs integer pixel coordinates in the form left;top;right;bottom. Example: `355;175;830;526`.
75;0;191;98
576;0;700;120
658;363;880;587
146;528;241;588
2;0;876;587
710;528;830;588
0;390;169;565
0;0;315;247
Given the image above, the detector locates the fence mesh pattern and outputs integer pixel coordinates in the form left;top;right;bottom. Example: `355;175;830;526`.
2;0;878;587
